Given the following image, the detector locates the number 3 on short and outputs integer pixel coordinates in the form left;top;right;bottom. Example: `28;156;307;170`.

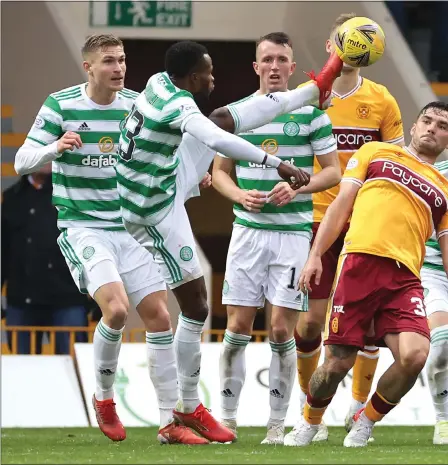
411;297;426;317
119;108;144;161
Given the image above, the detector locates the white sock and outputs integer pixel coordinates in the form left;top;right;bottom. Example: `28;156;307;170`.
219;330;251;421
427;325;448;422
269;338;297;422
146;330;178;428
227;83;319;134
174;313;204;413
93;318;123;401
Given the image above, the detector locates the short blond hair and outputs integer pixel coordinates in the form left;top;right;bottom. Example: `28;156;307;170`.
81;34;123;58
330;13;357;36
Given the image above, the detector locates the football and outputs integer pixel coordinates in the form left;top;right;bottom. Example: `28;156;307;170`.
334;16;386;67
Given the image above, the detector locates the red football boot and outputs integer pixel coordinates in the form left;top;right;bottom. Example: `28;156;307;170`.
173;403;236;443
305;52;343;108
157;422;209;445
92;395;126;442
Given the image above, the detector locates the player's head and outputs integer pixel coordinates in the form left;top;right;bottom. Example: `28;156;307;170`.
82;34;126;92
411;101;448;157
254;32;296;93
327;13;358;72
165;41;215;98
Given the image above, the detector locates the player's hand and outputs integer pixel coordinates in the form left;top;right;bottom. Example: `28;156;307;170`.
268;182;297;207
240;189;266;212
199;172;212;189
57;131;82;153
277;162;310;190
298;254;323;293
320;95;334;110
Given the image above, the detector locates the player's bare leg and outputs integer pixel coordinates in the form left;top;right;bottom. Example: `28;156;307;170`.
427;312;448;445
294;299;328;441
344;332;429;448
284;344;358;446
219;305;257;442
172;277;236;443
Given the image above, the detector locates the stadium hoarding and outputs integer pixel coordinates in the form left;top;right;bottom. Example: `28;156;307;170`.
75;343;435;427
2;355;89;427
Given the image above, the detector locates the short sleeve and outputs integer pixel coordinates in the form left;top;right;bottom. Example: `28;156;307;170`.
164;93;201;132
341;142;377;187
26;95;63;146
309;108;337;156
437;212;448;239
380;91;404;145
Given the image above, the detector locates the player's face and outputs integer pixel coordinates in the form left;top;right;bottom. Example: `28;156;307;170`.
411;108;448;156
326;33;355;73
254;41;295;93
83;46;126;92
192;54;215;98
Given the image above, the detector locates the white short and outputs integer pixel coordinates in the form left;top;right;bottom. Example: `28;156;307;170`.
421;268;448;317
57;228;166;308
123;137;213;289
222;225;310;311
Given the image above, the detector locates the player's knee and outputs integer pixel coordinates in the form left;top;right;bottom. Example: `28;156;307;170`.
270;323;290;343
400;346;429;376
297;319;322;341
137;294;171;332
324;346;357;379
226;305;256;336
193;294;209;322
104;298;129;328
326;358;352;379
185;291;209;322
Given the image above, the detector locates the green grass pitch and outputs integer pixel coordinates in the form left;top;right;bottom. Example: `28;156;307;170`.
2;427;446;464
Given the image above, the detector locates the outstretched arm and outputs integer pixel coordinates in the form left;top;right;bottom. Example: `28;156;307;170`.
209;83;319;134
208;54;342;134
184;113;310;189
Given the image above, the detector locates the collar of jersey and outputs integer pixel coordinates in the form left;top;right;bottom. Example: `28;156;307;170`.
81;82;120;110
332;75;362;100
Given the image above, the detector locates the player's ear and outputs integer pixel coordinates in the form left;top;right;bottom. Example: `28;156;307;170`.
325;39;333;54
82;61;91;74
253;61;259;75
410;123;416;138
290;61;297;76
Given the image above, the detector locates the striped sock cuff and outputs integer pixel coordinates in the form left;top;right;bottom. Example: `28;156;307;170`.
223;330;251;347
179;313;205;331
269;338;296;354
96;319;123;343
431;325;448;344
146;329;174;347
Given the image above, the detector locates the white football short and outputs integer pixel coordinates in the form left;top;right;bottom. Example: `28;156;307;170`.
421;268;448;317
222;224;310;311
123;136;214;289
57;228;166;308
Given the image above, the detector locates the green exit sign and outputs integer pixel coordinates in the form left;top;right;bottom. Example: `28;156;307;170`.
90;1;192;28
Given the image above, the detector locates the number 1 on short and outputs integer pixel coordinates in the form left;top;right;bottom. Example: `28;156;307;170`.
287;267;296;289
